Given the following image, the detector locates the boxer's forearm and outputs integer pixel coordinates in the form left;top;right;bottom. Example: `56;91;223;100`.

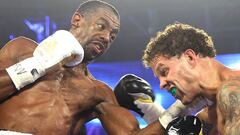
97;102;140;135
131;121;165;135
97;102;165;135
0;70;17;101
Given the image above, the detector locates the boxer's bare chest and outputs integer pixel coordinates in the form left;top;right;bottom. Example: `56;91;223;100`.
0;68;109;134
33;68;107;117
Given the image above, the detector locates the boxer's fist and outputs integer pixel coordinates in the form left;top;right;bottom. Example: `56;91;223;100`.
114;74;161;119
6;30;84;90
165;115;202;135
33;30;84;68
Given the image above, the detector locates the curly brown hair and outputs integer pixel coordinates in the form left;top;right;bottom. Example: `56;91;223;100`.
142;23;216;67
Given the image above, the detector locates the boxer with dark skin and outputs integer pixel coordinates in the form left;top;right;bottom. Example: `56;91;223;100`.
0;1;147;135
0;1;168;135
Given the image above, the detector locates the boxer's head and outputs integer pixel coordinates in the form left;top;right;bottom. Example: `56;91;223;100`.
70;0;120;63
142;23;216;104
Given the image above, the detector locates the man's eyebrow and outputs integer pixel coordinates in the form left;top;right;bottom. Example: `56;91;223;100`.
98;17;109;24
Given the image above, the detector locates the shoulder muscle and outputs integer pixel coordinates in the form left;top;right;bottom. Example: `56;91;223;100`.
0;37;38;68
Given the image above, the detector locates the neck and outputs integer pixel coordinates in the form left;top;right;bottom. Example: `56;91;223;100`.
63;63;89;75
198;59;230;101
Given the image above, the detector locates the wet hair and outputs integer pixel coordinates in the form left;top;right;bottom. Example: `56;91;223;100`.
76;0;120;20
142;22;216;67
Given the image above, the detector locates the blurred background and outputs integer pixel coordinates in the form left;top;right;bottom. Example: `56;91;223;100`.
1;0;240;134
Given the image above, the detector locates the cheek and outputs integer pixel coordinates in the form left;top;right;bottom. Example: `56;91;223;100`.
75;29;87;43
78;26;93;41
177;65;195;83
167;65;186;81
174;66;196;93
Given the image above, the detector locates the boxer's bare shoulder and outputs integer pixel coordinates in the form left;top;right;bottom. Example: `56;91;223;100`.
0;37;37;68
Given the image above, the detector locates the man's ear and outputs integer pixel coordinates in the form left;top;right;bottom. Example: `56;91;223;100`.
183;49;197;68
71;12;83;27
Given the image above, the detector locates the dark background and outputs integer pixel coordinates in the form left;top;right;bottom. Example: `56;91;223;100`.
1;0;240;62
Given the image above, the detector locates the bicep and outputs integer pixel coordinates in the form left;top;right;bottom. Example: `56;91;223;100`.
95;82;119;105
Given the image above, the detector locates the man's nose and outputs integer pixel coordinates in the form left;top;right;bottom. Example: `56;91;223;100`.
100;31;111;44
159;77;168;90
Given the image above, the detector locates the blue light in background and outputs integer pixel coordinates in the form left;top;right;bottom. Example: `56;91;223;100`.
8;16;57;42
24;16;55;42
24;19;44;42
45;16;50;37
9;34;15;40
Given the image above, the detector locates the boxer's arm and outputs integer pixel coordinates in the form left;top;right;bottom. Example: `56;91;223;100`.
0;37;36;101
95;84;165;135
196;107;210;123
0;70;17;101
197;108;217;135
217;78;240;134
1;31;84;93
97;102;165;135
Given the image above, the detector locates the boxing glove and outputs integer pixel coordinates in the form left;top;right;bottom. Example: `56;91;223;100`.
165;115;202;135
114;74;164;123
6;30;84;90
159;96;213;128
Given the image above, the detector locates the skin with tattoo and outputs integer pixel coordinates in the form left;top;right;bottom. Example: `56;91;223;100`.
142;23;240;135
217;77;240;134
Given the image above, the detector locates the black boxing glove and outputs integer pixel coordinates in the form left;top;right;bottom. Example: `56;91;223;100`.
165;115;202;135
114;74;155;116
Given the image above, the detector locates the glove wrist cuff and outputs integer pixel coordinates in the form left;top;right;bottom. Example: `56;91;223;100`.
141;102;165;124
158;111;174;128
6;57;45;90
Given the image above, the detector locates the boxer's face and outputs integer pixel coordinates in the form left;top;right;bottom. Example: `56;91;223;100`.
150;50;201;105
71;8;120;62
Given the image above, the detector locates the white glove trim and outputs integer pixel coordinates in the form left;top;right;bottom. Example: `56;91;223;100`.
6;57;45;90
0;130;33;135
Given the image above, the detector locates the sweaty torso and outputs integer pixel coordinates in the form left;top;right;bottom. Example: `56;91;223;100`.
0;37;115;135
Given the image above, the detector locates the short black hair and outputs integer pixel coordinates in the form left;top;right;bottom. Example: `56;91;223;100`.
77;0;119;20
